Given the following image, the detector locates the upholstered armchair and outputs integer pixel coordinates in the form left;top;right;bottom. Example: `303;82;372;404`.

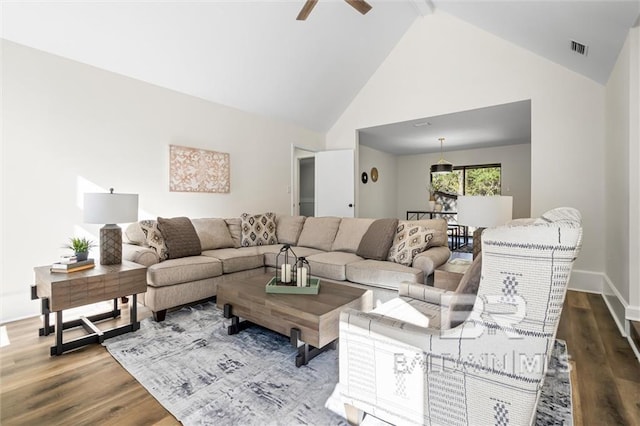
338;207;582;425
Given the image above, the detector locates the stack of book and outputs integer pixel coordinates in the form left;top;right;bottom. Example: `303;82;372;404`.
50;257;95;273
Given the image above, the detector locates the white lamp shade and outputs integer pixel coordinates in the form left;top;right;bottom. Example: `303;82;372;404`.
457;196;513;228
84;192;139;224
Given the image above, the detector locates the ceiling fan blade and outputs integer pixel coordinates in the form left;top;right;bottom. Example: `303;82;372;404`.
297;0;318;20
345;0;372;15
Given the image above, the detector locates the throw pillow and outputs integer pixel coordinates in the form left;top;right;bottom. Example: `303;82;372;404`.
387;224;434;266
139;220;169;261
191;218;235;250
355;218;398;261
240;212;278;247
157;217;202;259
449;252;483;327
124;222;147;246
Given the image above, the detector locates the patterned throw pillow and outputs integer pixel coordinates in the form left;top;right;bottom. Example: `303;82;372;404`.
240;212;278;247
387;223;434;266
139;220;169;261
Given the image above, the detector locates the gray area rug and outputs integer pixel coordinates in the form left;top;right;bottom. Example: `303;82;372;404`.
103;302;572;425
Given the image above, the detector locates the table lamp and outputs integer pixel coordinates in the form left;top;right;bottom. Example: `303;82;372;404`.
457;196;513;258
84;188;139;265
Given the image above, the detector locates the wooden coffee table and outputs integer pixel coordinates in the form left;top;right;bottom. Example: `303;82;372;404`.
216;272;372;367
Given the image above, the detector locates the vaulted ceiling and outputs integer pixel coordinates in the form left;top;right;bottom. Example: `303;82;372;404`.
2;1;639;132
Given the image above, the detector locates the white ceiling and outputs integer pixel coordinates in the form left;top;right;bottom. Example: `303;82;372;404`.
359;100;532;155
2;1;639;133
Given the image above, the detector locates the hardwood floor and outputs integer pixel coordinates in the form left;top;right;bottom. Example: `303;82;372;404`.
1;291;638;425
556;292;640;426
0;301;179;425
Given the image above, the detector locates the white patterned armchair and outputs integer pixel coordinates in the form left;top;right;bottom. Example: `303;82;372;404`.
338;207;582;425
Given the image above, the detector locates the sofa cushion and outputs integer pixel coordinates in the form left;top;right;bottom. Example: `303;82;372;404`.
297;217;341;251
387;224;435;266
306;252;364;281
240;212;278;247
147;255;223;287
191;218;235;250
263;246;324;268
225;218;242;248
157;217;202;259
139;220;168;261
346;259;423;290
355;218;398;261
202;247;264;274
331;218;375;253
276;215;306;245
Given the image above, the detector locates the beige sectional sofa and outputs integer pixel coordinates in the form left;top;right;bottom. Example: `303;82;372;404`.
123;214;450;321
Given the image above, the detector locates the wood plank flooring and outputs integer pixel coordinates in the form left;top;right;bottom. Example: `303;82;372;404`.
1;291;638;425
556;292;640;426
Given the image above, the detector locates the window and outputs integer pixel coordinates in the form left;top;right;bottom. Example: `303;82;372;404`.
431;164;501;195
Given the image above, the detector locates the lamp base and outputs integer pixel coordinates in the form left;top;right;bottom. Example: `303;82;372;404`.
100;224;123;265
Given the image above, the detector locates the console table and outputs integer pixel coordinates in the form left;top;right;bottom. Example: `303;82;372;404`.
406;210;457;220
405;211;469;250
32;261;147;355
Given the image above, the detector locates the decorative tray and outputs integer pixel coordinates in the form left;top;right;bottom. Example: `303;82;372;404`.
265;277;320;295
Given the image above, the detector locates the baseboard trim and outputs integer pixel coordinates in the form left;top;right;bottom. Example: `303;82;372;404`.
626;305;640;322
568;269;604;293
0;292;41;325
601;292;628;337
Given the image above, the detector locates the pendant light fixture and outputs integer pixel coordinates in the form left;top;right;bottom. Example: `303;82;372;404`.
430;137;453;174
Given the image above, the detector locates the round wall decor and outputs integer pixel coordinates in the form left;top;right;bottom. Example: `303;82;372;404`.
361;172;368;184
371;167;379;182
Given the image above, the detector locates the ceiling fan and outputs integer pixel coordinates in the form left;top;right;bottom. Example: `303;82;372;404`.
296;0;372;21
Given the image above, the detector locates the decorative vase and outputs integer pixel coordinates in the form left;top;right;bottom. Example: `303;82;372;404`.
428;200;436;211
75;251;89;262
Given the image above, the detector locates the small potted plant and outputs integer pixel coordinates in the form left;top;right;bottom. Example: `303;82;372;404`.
64;237;96;261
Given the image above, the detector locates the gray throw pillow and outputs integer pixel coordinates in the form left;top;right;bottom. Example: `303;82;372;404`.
449;252;483;327
157;216;202;259
355;218;398;261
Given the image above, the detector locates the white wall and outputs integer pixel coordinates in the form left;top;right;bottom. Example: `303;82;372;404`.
396;144;531;220
326;11;605;276
605;26;640;324
358;145;398;218
1;40;324;323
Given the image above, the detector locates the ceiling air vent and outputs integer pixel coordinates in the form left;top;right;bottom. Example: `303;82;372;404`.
570;40;588;56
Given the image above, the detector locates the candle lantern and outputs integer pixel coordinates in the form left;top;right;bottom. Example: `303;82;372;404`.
275;244;297;285
295;257;310;287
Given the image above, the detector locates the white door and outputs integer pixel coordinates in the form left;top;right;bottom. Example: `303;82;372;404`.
315;149;355;217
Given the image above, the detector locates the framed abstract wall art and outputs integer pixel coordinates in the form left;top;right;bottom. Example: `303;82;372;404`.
169;145;230;193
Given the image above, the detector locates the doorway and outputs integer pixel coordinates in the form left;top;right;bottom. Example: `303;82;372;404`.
299;157;315;217
292;146;316;216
